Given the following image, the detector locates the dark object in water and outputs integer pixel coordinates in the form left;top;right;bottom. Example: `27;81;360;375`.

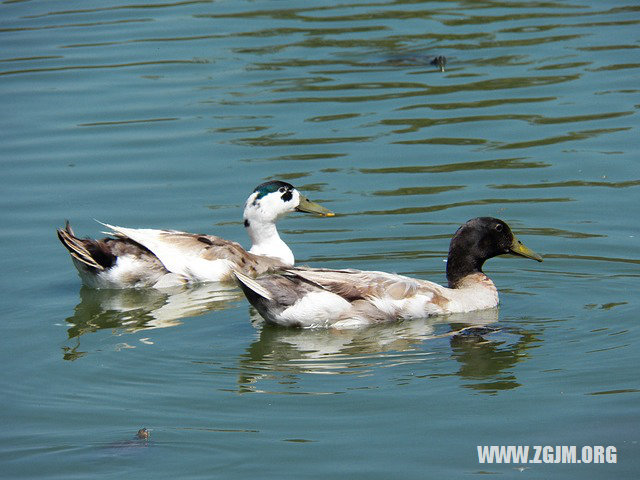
381;54;447;72
451;326;499;342
102;427;151;455
430;55;447;72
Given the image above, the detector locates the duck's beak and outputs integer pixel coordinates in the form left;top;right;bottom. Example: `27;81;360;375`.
296;196;335;217
509;235;543;262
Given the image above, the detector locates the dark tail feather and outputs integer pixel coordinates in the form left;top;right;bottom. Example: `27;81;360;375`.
57;221;106;271
233;270;273;303
233;270;280;324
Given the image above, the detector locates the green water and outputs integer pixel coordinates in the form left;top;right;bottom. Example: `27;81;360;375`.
2;1;639;478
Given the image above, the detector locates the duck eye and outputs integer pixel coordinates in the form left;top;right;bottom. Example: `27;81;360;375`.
280;188;293;202
495;223;503;232
278;187;286;193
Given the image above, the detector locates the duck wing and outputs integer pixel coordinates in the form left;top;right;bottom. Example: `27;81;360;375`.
100;223;286;282
235;267;453;328
284;267;449;304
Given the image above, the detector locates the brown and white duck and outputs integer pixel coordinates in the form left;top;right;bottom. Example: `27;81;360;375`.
234;217;542;328
57;181;333;289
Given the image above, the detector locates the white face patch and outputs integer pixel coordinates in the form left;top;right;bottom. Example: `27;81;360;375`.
246;188;301;223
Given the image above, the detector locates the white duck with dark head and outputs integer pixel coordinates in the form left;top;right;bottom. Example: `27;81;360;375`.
57;180;333;289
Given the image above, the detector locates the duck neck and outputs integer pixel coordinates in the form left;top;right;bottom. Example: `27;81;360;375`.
446;244;485;288
245;217;294;265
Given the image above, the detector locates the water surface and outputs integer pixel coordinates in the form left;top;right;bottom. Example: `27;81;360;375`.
1;1;639;478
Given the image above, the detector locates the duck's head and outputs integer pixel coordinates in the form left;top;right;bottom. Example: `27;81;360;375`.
244;180;334;224
446;217;542;287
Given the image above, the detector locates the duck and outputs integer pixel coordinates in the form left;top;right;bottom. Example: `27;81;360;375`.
57;180;334;289
234;217;543;328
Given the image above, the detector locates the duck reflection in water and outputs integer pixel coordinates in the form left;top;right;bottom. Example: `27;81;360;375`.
233;308;539;394
62;283;243;360
448;322;539;393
